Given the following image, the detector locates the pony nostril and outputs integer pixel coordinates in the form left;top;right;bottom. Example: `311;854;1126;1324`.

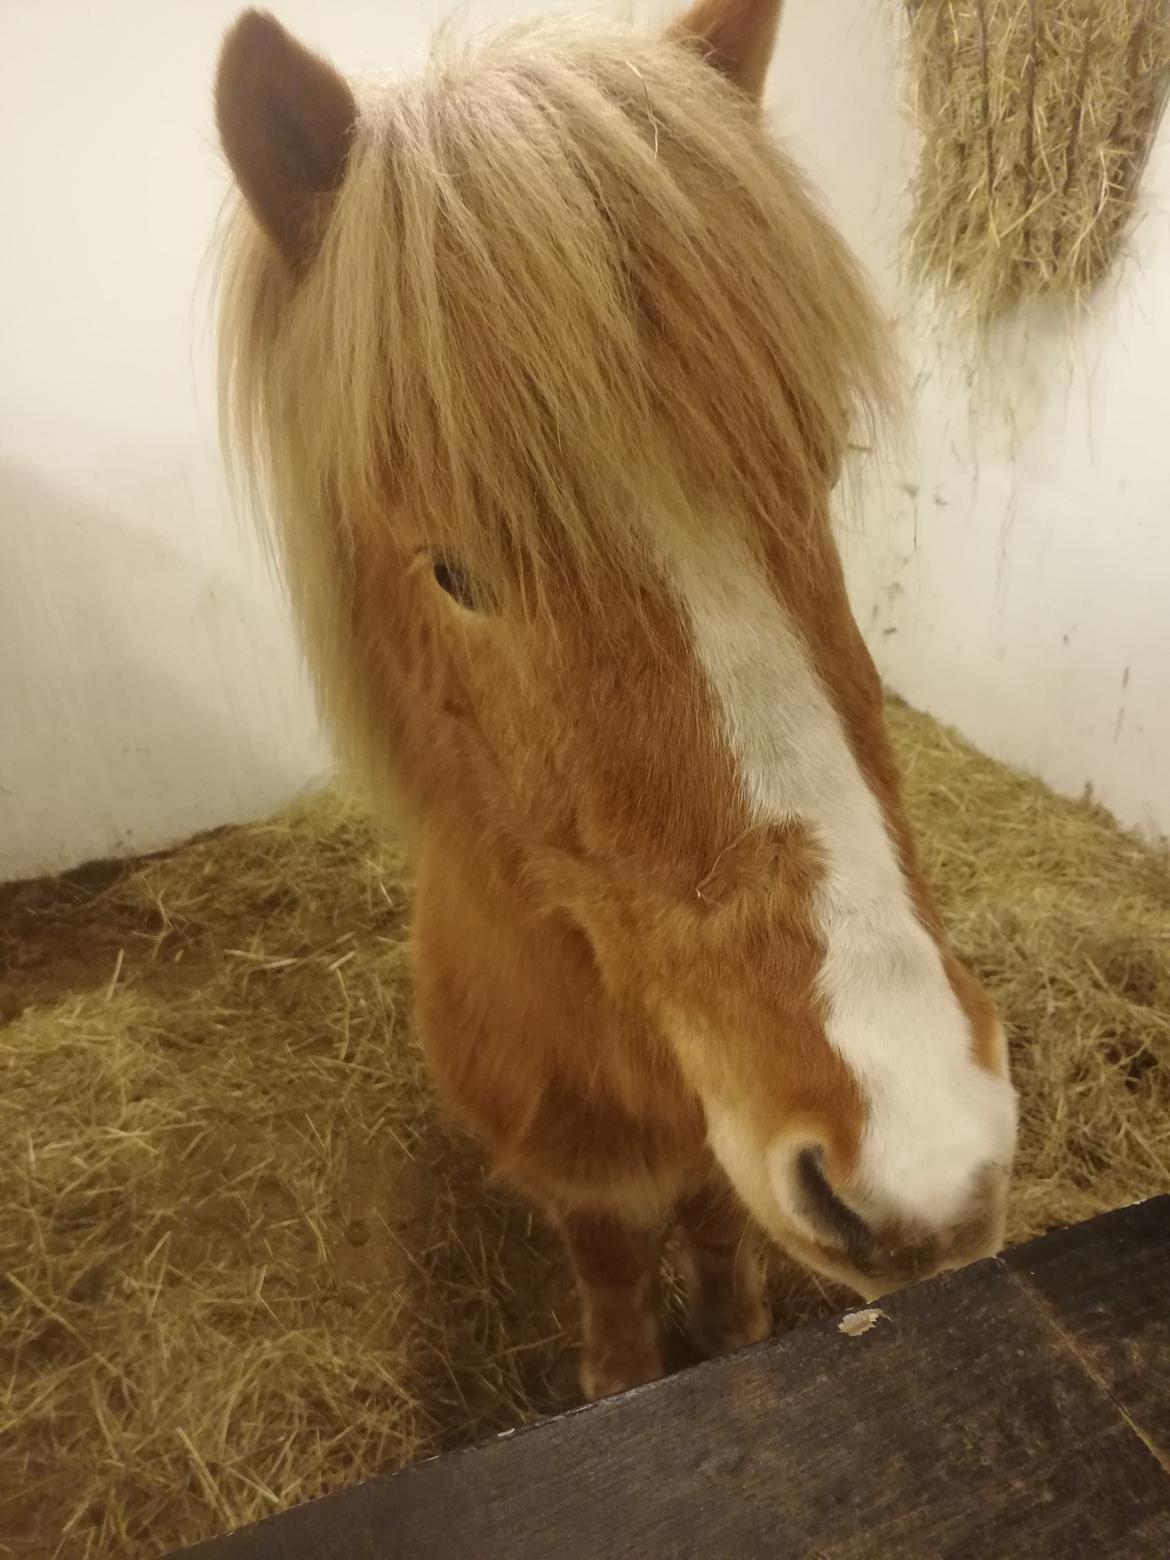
793;1146;873;1261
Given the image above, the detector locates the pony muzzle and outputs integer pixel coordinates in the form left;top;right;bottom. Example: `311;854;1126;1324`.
766;1137;1010;1299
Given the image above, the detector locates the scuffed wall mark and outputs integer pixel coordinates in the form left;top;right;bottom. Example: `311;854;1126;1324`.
1114;664;1132;743
869;559;911;642
894;479;922;553
995;472;1019;604
898;477;923;558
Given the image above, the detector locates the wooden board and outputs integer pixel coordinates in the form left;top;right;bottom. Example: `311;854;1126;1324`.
177;1197;1170;1560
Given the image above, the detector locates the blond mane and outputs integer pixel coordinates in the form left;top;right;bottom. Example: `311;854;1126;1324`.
218;17;893;622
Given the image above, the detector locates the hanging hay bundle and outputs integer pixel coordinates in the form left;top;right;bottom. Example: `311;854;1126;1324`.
904;1;1170;323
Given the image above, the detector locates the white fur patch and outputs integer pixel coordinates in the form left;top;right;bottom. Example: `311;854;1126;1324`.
661;532;1017;1232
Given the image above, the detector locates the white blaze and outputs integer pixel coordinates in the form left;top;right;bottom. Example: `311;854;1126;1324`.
661;530;1017;1230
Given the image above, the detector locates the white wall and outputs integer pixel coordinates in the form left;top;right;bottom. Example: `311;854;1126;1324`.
771;1;1170;841
2;0;1167;882
0;0;533;881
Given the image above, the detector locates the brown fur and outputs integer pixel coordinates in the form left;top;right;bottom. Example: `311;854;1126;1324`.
214;1;1011;1398
215;11;356;269
669;0;786;101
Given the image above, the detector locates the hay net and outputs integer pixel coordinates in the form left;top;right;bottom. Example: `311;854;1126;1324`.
904;1;1170;322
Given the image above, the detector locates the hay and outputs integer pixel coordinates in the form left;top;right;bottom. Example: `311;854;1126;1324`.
2;700;1168;1556
0;801;565;1557
904;0;1170;323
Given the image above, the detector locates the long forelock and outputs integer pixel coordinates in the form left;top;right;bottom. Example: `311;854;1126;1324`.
218;16;896;625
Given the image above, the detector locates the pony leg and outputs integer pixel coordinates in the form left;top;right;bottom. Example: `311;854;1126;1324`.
412;829;703;1399
675;1178;770;1358
558;1208;664;1401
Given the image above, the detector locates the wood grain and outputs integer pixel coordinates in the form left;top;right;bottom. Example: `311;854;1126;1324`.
177;1197;1170;1560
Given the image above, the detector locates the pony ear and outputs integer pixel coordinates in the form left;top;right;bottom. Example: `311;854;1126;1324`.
215;10;357;268
668;0;783;102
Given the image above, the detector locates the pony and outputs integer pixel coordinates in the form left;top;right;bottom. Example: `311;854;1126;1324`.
214;0;1017;1400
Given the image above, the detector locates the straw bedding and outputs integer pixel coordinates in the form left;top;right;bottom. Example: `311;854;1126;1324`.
904;0;1170;321
1;699;1167;1556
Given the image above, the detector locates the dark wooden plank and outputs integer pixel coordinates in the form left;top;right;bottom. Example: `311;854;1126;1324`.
1006;1196;1170;1464
177;1199;1170;1560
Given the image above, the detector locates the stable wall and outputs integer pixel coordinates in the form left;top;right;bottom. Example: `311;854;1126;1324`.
773;1;1170;841
0;0;522;880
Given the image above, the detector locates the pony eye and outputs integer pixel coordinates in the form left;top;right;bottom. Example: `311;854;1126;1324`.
432;557;477;610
